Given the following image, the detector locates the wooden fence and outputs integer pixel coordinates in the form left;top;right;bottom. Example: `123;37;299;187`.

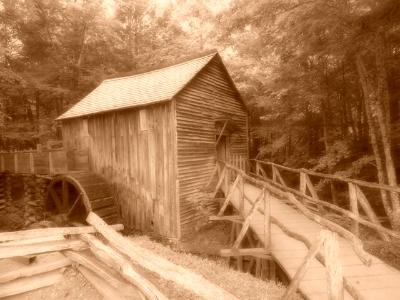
251;159;400;242
0;149;89;175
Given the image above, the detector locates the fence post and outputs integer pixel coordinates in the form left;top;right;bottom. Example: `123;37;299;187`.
348;183;359;237
322;230;344;300
300;172;307;194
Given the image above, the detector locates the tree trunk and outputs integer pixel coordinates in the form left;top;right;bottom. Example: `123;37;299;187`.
355;54;395;226
73;23;87;89
374;32;400;227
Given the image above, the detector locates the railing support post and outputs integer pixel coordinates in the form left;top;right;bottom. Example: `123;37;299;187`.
322;230;344;300
348;183;359;237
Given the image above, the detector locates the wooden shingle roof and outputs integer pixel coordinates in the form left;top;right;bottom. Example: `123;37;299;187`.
57;52;217;120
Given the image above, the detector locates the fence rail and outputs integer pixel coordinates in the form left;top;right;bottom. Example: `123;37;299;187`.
250;159;400;242
0;149;89;175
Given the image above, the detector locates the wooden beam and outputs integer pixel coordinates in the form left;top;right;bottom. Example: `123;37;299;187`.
0;270;63;298
0;253;71;284
0;235;65;247
220;248;271;259
81;233;167;300
0;224;124;242
86;212;239;300
0;239;88;259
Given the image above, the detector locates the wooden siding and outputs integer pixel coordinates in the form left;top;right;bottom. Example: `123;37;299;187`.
175;56;248;238
62;102;178;239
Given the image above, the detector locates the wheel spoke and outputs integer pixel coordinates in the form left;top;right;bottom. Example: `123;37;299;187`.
67;194;81;217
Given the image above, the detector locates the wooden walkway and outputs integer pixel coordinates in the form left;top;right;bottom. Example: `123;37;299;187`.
226;181;400;300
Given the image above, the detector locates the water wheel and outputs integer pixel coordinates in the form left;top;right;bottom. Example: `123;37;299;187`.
47;172;119;224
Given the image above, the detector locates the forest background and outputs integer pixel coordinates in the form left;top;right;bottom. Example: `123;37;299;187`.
1;0;400;223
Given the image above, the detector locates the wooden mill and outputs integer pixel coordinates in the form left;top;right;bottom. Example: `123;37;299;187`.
57;51;249;240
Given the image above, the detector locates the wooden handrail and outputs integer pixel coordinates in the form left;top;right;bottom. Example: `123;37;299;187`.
249;170;400;240
252;159;400;194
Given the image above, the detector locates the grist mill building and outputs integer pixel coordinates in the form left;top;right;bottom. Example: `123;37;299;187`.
58;51;249;240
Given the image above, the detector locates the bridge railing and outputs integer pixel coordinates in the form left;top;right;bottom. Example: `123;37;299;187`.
0;149;89;175
250;159;400;242
213;160;348;299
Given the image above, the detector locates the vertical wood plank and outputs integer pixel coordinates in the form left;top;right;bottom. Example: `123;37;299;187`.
29;152;35;174
0;153;4;172
14;153;18;173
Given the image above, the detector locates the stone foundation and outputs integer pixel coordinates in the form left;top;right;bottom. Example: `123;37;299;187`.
0;173;51;230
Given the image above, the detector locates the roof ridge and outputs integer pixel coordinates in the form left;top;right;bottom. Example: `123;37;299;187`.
103;52;218;83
